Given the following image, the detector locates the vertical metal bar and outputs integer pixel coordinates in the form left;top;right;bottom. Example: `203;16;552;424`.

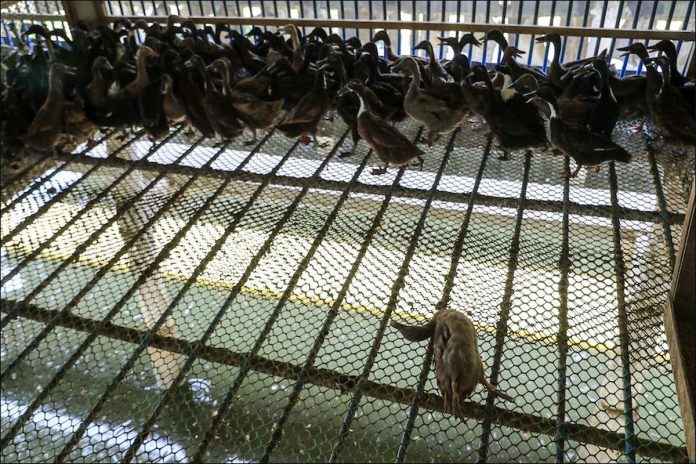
608;162;637;463
515;0;524;48
411;0;415;53
482;0;491;64
398;0;403;54
542;0;558;72
0;136;205;364
395;135;493;464
341;0;346;40
527;0;540;65
675;1;694;60
0;132;138;247
368;0;373;39
259;128;425;463
131;132;370;464
0;128;183;289
560;0;573;65
498;0;508;62
439;0;446;59
470;0;477;58
646;141;677;268
593;0;610;57
326;0;332;35
637;0;660;75
0;138;238;451
424;0;430;44
187;128;351;462
576;0;591;61
554;155;571;464
328;129;459;464
354;0;358;38
608;0;626;59
620;0;643;78
477;151;533;463
0;130;115;216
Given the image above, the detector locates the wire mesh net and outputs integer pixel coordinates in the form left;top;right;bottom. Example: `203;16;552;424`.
0;110;691;462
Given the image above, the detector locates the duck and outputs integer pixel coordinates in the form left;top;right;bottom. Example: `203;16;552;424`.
213;59;285;145
113;45;159;98
643;56;696;147
371;30;403;64
587;59;619;136
527;86;631;178
189;55;244;141
338;79;424;175
276;69;331;146
392;57;465;146
414;40;452;83
647;40;694;117
160;73;187;125
25;63;77;154
280;24;305;74
470;65;547;157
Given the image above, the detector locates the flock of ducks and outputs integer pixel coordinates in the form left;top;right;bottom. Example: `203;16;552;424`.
1;17;695;178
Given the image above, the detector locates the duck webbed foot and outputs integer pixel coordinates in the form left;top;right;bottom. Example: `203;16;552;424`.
498;150;510;161
560;162;583;179
340;141;357;158
115;130;130;142
243;129;258;146
629;122;643;133
371;164;388;175
185;126;197;138
86;137;98;150
411;155;424;170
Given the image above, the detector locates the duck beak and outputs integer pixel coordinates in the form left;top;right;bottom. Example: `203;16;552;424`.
535;35;548;43
436;36;446;44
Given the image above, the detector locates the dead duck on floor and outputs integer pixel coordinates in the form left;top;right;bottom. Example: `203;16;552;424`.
338;79;424;175
527;86;632;178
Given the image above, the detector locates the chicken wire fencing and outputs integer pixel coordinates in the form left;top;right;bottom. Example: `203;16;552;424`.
1;108;693;462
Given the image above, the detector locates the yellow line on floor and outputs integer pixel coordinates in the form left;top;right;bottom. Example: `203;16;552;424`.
5;242;669;360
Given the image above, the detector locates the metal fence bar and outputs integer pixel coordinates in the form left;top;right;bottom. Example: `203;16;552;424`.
676;1;694;72
527;0;541;65
608;0;626;60
97;11;696;39
477;150;533;463
0;137;239;450
258;127;424;462
0;134;217;376
328;128;459;463
0;156;49;193
554;155;571;464
0;131;139;246
126;129;361;464
576;0;591;61
186;127;352;462
620;0;643;78
0;127;184;288
560;0;573;65
0;295;686;460
123;126;356;462
49;137;291;463
482;0;491;64
54;148;685;225
637;0;661;75
542;0;557;72
593;0;610;57
0;129;116;216
645;143;677;269
394;134;493;464
608;162;637;463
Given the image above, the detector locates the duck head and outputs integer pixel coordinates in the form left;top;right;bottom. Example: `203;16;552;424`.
459;33;482;49
414;40;434;55
616;42;650;59
535;32;561;46
391;56;419;75
508;74;539;94
647;40;677;58
480;29;508;49
371;30;392;46
345;36;363;50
